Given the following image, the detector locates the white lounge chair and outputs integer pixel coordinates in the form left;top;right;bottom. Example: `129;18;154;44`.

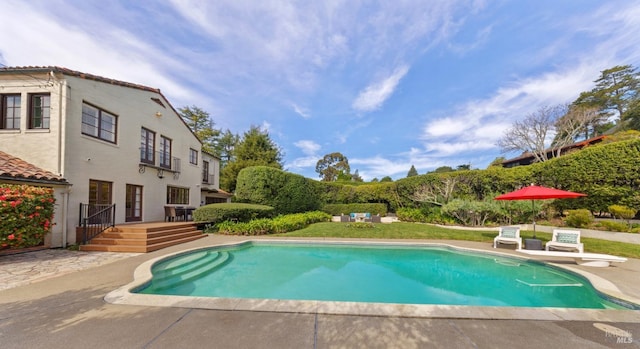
517;249;627;267
493;226;522;250
546;229;584;253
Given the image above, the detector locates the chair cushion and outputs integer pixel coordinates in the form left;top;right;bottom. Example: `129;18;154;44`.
556;232;578;244
501;228;517;238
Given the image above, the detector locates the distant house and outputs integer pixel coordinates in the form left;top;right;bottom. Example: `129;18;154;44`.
501;135;606;168
0;66;230;247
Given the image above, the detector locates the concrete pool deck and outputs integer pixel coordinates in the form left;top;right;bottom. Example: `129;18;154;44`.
1;234;639;348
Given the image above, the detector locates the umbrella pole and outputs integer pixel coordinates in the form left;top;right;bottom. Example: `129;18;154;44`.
532;200;536;239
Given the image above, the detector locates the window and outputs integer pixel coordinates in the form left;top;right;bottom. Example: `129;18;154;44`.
140;128;155;164
189;148;198;165
29;94;50;129
167;186;189;205
1;94;21;130
82;103;117;142
89;180;112;206
160;136;172;169
202;160;210;183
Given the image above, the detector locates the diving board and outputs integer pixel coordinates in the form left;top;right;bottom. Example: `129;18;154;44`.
516;249;627;267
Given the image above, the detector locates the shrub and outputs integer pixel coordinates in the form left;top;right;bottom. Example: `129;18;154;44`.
193;203;275;224
564;209;593;228
214;211;331;235
235;166;321;214
608;205;637;221
441;199;503;226
597;220;629;232
346;222;376;229
0;185;55;250
396;208;428;222
322;203;387;216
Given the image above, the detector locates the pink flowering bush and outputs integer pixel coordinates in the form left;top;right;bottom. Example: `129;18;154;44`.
0;185;55;250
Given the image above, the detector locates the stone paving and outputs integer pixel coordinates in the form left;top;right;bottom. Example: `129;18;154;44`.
0;249;139;291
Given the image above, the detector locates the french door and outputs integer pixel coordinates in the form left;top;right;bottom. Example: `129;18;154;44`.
88;180;112;224
126;184;143;222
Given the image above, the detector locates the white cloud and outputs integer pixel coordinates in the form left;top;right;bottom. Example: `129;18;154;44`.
422;65;598;147
352;65;409;112
425;140;496;157
288;140;321;170
289;156;320;169
294;140;321;156
0;1;206;106
291;103;311;119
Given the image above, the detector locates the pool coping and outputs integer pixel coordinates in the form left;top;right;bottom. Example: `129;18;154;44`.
104;239;640;322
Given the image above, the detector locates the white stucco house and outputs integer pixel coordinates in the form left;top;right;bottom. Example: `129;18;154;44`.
0;66;230;248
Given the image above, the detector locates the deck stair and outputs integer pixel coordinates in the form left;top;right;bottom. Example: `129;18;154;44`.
79;222;206;253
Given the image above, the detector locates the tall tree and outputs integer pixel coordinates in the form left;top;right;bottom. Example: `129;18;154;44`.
497;104;566;163
432;166;454;173
623;98;640;130
487;157;506;168
573;65;640;128
215;129;239;168
552;106;601;147
221;125;283;192
315;152;350;181
407;165;418;177
178;105;220;154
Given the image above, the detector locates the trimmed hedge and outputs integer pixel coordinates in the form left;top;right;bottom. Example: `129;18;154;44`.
193;203;275;223
229;138;640;221
235;166;321;214
333;138;640;215
321;203;387;216
214;211;331;235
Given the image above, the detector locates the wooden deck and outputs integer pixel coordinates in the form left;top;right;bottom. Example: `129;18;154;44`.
79;221;206;253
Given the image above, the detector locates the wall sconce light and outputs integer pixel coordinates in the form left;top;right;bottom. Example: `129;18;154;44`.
155;112;163;117
157;169;164;179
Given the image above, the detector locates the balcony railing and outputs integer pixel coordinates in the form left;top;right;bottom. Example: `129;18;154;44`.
139;148;181;178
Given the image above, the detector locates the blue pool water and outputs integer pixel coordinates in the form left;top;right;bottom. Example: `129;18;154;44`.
136;242;630;309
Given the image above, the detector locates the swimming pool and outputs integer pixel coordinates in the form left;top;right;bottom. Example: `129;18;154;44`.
134;241;630;309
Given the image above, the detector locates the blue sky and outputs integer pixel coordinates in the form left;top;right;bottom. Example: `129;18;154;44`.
2;1;639;180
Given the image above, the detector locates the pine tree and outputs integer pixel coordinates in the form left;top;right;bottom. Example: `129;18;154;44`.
407;165;418;177
221;125;283;191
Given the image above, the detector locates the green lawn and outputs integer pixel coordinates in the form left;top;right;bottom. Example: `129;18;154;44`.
276;222;640;259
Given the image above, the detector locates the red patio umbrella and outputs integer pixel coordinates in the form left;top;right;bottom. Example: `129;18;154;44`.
495;185;586;237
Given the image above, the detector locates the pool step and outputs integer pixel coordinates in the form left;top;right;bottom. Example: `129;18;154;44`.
146;251;232;291
79;222;206;253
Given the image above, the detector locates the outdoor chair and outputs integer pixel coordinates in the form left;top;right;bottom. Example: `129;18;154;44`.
340;214;350;223
164;206;177;222
493;226;522;249
371;214;382;223
546;229;584;253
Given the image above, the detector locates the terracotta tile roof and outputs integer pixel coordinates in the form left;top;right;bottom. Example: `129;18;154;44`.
216;188;233;196
0;66;160;93
0;151;67;184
